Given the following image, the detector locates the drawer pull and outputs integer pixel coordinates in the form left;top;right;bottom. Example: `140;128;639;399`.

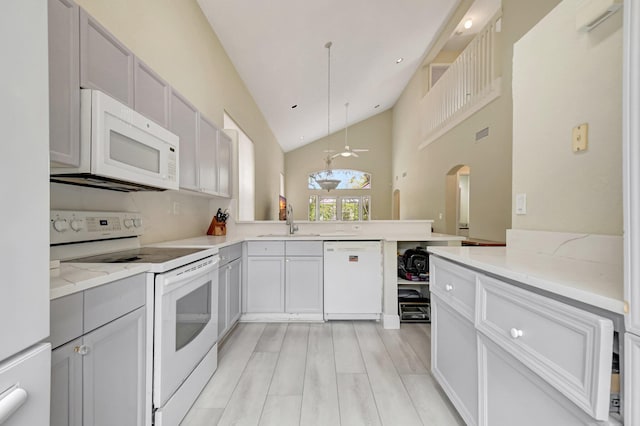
445;284;454;292
509;328;523;339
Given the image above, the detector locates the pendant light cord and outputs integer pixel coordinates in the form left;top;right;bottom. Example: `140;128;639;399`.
325;41;332;160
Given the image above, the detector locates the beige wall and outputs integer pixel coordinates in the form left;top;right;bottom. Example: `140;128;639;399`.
391;0;561;242
512;0;623;235
284;110;393;220
51;0;284;243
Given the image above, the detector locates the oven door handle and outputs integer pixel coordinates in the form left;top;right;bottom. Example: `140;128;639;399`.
162;256;219;290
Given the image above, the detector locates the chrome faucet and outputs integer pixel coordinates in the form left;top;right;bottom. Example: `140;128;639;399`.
286;204;298;235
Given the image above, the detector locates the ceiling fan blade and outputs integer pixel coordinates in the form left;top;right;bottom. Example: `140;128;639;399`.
330;152;341;159
351;152;359;157
352;148;369;152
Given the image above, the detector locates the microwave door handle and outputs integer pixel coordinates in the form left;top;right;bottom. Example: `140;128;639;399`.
162;257;219;289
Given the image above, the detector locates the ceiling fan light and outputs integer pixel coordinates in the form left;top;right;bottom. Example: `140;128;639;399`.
340;152;350;157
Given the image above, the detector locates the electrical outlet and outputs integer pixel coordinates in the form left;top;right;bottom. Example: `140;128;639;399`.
172;202;180;215
572;123;588;152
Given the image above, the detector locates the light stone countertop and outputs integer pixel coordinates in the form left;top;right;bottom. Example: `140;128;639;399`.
50;231;463;300
428;246;624;314
50;262;151;300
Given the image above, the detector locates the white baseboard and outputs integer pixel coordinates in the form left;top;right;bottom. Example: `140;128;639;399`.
240;313;324;322
382;314;400;329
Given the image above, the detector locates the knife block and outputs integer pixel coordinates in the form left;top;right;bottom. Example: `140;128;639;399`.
207;218;226;236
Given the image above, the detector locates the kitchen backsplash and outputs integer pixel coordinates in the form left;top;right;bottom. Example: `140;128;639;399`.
50;183;231;244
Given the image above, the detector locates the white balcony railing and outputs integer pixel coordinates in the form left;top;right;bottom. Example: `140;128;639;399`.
419;12;503;150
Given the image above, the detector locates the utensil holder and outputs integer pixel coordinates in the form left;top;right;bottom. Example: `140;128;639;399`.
207;218;226;236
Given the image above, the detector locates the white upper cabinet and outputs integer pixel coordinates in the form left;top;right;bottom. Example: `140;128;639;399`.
169;89;199;191
134;58;170;127
217;130;232;198
198;114;219;195
48;0;80;167
79;8;134;106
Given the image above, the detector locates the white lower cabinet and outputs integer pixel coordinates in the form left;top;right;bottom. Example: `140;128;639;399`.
625;332;640;425
479;336;598;426
50;274;149;426
218;243;242;339
431;295;478;425
246;256;285;313
244;241;323;317
429;256;619;426
285;256;323;313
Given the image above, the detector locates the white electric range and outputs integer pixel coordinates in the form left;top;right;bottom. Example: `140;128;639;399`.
51;210;220;426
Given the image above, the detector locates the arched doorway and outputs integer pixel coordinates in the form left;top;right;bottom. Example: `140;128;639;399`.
445;165;470;236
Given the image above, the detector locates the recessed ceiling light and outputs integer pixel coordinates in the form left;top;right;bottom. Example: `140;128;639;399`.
291;104;298;109
396;58;404;64
464;19;473;29
374;104;380;109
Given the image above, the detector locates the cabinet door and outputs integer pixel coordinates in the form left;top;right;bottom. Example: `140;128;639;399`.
218;265;228;337
134;58;169;127
246;257;285;313
51;338;82;426
48;0;80;167
217;130;232;198
79;8;134;106
198;115;219;194
431;296;478;425
170;90;199;191
228;258;242;324
479;336;597;426
625;332;640;425
82;307;146;426
286;256;323;313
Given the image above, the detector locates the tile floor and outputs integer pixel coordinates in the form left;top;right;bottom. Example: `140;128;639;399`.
181;321;463;426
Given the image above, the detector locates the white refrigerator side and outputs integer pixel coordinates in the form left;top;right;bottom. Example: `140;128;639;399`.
0;0;50;361
624;0;640;423
0;344;51;425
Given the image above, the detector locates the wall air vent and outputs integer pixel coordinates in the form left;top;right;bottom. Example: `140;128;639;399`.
576;0;622;32
476;127;489;141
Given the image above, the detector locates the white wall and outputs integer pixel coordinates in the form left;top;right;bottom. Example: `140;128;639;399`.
512;0;623;235
391;0;562;242
285;110;393;220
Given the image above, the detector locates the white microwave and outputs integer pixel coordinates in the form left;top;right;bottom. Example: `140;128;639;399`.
51;89;179;192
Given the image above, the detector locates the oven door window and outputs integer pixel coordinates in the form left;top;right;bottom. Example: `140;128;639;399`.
175;279;211;351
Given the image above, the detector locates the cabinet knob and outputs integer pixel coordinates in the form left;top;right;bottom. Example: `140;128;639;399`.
445;284;454;292
509;328;523;339
74;345;89;356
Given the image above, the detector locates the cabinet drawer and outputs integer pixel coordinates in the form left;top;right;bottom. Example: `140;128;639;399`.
430;257;476;321
84;273;146;333
286;241;323;256
220;243;242;265
50;292;83;349
247;241;285;256
476;275;613;420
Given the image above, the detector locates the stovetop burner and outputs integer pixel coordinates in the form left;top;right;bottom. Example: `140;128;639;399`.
68;247;207;264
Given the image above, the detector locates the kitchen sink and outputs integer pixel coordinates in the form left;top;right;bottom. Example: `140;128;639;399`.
257;233;321;237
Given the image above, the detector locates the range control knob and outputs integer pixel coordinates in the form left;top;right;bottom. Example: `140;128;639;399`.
52;219;69;232
70;219;83;232
133;218;142;228
123;218;134;229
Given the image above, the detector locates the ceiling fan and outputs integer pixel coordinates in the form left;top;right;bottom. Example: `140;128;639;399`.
331;102;369;159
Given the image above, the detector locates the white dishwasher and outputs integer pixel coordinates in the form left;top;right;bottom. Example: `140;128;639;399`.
323;241;383;320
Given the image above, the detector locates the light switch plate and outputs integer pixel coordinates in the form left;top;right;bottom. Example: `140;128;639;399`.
572;123;588;152
516;193;527;215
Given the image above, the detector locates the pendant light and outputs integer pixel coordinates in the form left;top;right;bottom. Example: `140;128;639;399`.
313;41;341;192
